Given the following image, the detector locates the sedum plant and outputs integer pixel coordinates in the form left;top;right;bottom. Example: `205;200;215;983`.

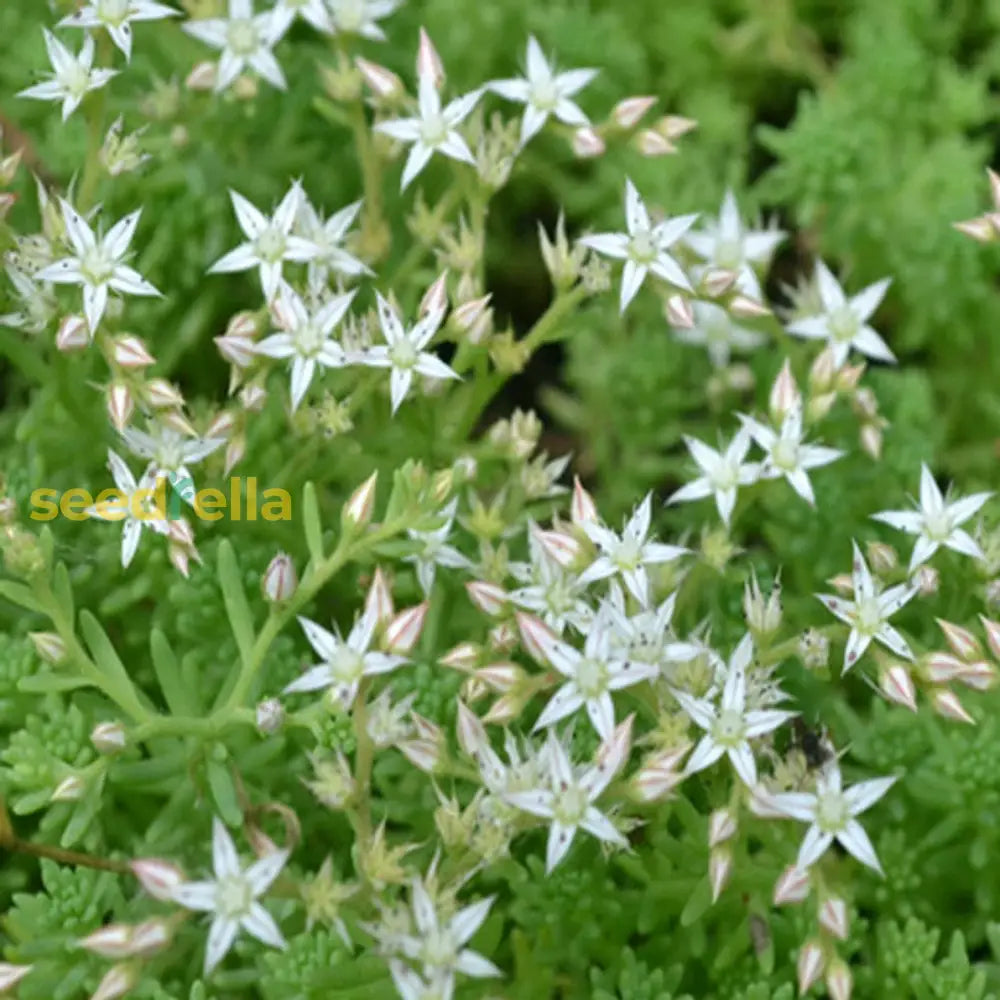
2;1;1000;999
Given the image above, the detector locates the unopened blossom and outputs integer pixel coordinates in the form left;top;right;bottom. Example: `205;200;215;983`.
684;190;785;300
58;0;180;62
405;500;471;595
122;423;225;505
358;292;459;414
578;178;698;312
254;281;354;410
36;200;161;335
787;261;894;367
872;463;992;571
671;300;766;369
374;63;483;190
738;404;842;506
18;29;117;122
295;198;371;287
490;36;597;147
170;818;288;975
284;609;407;708
522;609;658;739
271;0;334;37
751;761;896;874
667;428;760;526
507;722;631;872
87;450;169;568
182;0;286;93
209;185;321;301
579;492;688;606
328;0;402;39
0;262;58;334
816;541;917;670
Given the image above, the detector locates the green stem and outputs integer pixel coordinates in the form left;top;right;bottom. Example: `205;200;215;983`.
77;34;113;211
351;678;374;843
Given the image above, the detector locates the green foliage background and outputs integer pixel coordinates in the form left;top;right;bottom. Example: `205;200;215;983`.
3;0;1000;997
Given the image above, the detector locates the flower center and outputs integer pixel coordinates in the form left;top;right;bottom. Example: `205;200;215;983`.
420;114;449;147
612;537;641;571
828;305;858;342
854;596;883;634
227;18;260;56
771;439;799;472
553;784;587;826
815;791;849;833
923;509;952;541
421;927;457;968
710;460;738;492
330;646;365;684
714;238;742;270
295;323;324;357
389;338;418;369
216;875;253;919
97;0;130;24
255;226;287;263
80;245;114;286
332;0;365;31
575;657;608;699
531;77;559;110
711;707;746;747
628;229;656;263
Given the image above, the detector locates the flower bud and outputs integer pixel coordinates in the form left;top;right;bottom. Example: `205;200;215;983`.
216;333;256;368
819;896;849;940
256;697;285;734
981;614;1000;660
262;552;297;602
79;924;135;959
866;541;897;575
664;293;694;329
91;963;138;1000
708;808;737;847
613;96;656;128
465;580;508;616
399;712;443;773
385;602;428;654
729;294;771;318
113;335;155;369
826;957;853;1000
709;846;732;902
658;114;698;139
768;360;800;423
343;471;378;529
797;940;826;995
29;630;66;664
914;564;939;597
52;774;85;802
809;345;838;392
419;271;449;318
571;476;598;525
131;858;185;900
859;423;882;460
0;150;22;186
0;964;32;993
441;642;479;670
145;377;185;408
57;313;91;351
475;662;523;692
743;569;782;636
955;659;997;691
356;56;404;100
224;434;246;476
91;721;127;754
631;747;687;802
836;363;866;393
773;864;811;905
0;497;15;525
572;127;605;158
515;612;554;664
937;618;981;661
488;621;518;653
635;129;674;156
452;294;492;342
955;216;997;242
931;688;975;724
533;525;581;567
232;74;258;101
306;751;356;809
416;28;444;88
879;664;917;712
0;192;15;220
129;918;173;956
185;60;217;90
365;567;395;624
701;268;739;298
924;651;965;683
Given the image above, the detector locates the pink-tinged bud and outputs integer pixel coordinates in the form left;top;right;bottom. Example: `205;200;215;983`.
186;60;217;90
224;434;246;476
91;962;137;1000
145;377;184;408
828;573;854;596
836;363;866;393
239;384;267;412
804;390;835;423
936;618;981;661
209;409;237;438
0;150;22;186
925;651;965;683
166;517;195;547
256;697;285;734
826;958;853;1000
91;721;127;754
113;335;155;369
954;216;997;242
572;127;605;158
595;714;634;779
819;897;849;940
416;28;444;88
465;580;508;616
515;612;555;664
343;471;377;528
956;660;997;691
0;192;15;220
476;662;523;692
728;294;771;318
532;525;581;567
635;129;675;156
225;310;258;339
52;774;85;802
356;56;404;100
769;359;800;423
809;345;838;392
419;271;449;318
773;864;811;905
29;630;66;664
866;541;897;575
664;293;694;328
797;940;826;995
571;476;598;525
385;602;428;654
79;924;134;959
57;313;91;351
914;564;939;597
440;641;479;670
613;95;657;129
161;410;198;438
365;567;395;624
659;114;698;139
400;712;442;773
879;664;917;712
0;964;33;992
709;846;732;903
981;615;1000;659
216;333;256;368
488;621;518;652
632;748;687;802
452;293;491;332
859;423;882;460
701;268;739;298
456;700;487;758
129;918;173;956
131;858;185;900
708;808;737;847
932;688;975;724
169;544;192;577
262;552;297;602
482;693;521;724
462;672;489;703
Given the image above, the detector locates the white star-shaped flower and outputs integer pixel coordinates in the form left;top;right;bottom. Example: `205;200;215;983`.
787;261;894;367
751;762;896;874
182;0;286;93
579;492;688;607
58;0;180;62
358;291;459;414
328;0;401;40
872;463;992;571
209;184;321;301
604;583;696;675
0;262;58;334
271;0;334;37
18;29;117;122
374;65;483;190
169;817;288;975
684;190;785;300
122;422;225;506
671;300;767;369
521;609;658;740
489;36;597;147
579;178;698;312
283;609;407;708
816;541;917;671
672;634;794;787
404;499;471;596
254;281;355;410
36;199;161;335
295;198;372;287
87;450;170;568
738;404;842;506
389;962;455;1000
507;722;631;873
667;428;760;526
